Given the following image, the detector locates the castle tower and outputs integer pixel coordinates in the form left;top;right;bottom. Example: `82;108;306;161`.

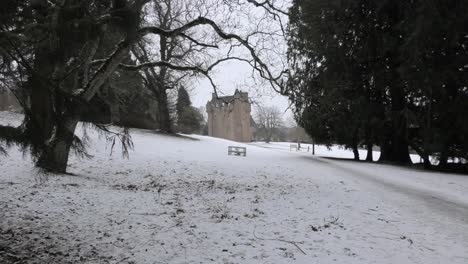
206;90;252;142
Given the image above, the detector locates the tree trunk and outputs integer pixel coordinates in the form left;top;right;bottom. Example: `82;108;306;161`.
423;157;431;169
351;128;360;161
157;88;172;133
36;116;78;173
265;130;271;143
438;148;449;169
29;45;78;173
379;137;412;164
376;19;412;164
28;43;55;147
391;122;412;164
379;141;390;161
409;142;431;169
352;145;360;161
364;122;373;162
378;80;411;164
366;143;373;162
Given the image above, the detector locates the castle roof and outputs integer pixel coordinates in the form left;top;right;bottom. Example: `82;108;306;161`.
210;89;248;104
216;95;235;103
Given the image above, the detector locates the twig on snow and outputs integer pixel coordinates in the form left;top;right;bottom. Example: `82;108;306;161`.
0;181;19;185
253;226;307;255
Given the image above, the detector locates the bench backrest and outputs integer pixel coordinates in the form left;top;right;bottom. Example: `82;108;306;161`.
228;146;246;152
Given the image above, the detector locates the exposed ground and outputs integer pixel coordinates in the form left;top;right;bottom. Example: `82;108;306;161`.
1;111;468;264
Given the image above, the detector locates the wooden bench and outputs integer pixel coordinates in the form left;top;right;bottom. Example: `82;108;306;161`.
228;146;247;156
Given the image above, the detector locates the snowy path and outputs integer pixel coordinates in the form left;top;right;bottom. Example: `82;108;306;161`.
254;141;468;225
1;114;468;263
309;157;468;225
253;143;468;261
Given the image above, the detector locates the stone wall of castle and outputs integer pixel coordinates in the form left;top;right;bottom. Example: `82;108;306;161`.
206;91;252;143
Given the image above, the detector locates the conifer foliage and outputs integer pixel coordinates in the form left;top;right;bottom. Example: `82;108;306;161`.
287;0;468;170
176;86;203;134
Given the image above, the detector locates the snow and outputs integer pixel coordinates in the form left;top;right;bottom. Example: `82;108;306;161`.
1;111;468;263
252;142;423;163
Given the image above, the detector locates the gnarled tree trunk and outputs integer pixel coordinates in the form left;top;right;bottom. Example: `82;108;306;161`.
36;116;78;173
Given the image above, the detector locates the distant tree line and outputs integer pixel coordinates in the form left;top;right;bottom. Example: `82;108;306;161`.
287;0;468;171
255;105;284;143
253;105;311;144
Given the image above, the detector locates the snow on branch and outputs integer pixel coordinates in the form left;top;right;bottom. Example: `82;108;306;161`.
0;125;24;155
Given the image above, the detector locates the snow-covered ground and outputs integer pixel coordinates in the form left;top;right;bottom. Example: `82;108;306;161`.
1;111;468;264
251;142;423;163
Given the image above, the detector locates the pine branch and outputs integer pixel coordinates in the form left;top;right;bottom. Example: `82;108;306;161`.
0;125;24;155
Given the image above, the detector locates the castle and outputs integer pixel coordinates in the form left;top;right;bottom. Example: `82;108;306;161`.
206;90;254;142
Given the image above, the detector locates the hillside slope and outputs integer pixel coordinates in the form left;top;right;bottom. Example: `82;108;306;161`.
1;111;468;264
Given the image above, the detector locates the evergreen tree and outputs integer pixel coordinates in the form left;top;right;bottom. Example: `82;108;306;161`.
176;86;202;134
287;0;468;169
0;0;140;172
288;0;383;161
399;1;468;168
176;86;192;117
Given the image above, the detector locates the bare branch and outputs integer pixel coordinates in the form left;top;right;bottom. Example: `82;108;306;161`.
140;16;287;93
179;33;219;48
244;0;288;16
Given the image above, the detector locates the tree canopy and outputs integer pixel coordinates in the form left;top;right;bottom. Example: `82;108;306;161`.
287;0;468;169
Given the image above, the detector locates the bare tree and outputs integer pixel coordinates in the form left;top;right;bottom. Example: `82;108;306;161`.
285;117;311;150
256;105;283;143
131;0;213;132
0;0;289;173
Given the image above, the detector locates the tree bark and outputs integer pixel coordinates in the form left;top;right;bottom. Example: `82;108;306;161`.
438;148;449;169
379;133;412;164
28;42;55;147
377;4;412;165
378;76;412;164
352;144;360;161
36;116;78;173
157;88;172;133
423;156;431;169
366;143;373;162
27;35;80;173
409;142;431;168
